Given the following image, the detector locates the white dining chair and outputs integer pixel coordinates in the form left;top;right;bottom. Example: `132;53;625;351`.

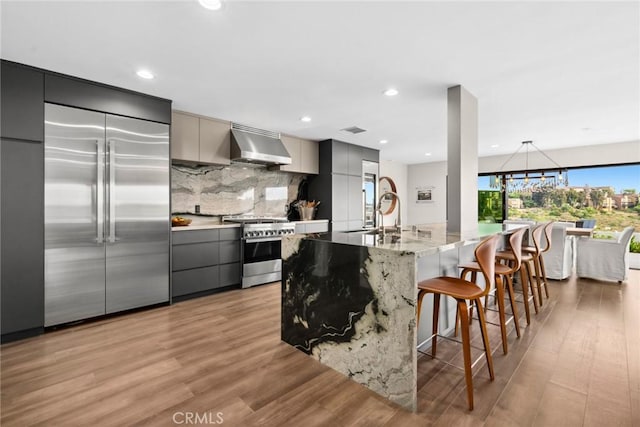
541;222;575;280
576;226;635;283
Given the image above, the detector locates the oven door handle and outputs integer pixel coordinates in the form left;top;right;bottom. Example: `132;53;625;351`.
244;237;282;243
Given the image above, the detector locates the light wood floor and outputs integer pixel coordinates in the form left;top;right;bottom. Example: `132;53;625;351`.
2;270;639;426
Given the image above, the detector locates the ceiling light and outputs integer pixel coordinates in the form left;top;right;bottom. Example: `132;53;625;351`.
494;140;568;192
383;88;398;97
198;0;222;10
379;140;388;144
136;69;154;80
490;144;499;148
300;116;311;122
425;152;432;156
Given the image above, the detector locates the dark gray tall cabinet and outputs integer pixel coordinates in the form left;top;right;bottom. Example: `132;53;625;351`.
0;60;172;342
1;62;45;341
309;139;379;231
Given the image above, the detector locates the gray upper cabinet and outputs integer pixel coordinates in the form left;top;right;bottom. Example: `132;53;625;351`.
348;144;363;176
199;117;231;165
279;135;300;173
278;135;319;174
1;62;44;142
171;112;199;162
363;147;380;162
44;74;171;124
331;140;349;175
300;138;319;174
171;110;231;165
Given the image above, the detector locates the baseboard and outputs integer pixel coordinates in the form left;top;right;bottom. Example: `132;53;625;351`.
1;327;44;344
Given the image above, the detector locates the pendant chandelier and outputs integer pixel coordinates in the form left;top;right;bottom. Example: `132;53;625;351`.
492;141;569;193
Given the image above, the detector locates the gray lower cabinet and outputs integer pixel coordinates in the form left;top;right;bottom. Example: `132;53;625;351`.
172;266;220;297
171;228;241;299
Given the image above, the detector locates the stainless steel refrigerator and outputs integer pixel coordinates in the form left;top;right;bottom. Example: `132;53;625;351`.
44;103;170;326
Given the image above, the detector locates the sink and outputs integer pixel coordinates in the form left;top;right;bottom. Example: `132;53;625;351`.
347;229;403;244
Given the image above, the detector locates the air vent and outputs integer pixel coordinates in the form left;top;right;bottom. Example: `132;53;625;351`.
341;126;367;134
231;122;280;139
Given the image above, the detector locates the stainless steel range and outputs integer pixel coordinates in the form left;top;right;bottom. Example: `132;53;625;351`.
222;216;295;288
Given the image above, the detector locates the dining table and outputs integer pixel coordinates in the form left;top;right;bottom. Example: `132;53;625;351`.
566;227;594;237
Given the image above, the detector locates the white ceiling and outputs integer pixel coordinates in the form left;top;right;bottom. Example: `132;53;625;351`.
1;1;638;164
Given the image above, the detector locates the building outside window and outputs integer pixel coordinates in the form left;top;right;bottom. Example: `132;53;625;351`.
478;163;640;233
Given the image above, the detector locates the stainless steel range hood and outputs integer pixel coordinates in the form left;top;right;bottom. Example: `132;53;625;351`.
230;123;291;165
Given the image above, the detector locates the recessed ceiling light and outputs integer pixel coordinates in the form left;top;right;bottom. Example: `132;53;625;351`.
425;152;432;156
136;69;154;80
490;144;499;148
300;116;312;122
383;88;399;97
198;0;222;10
379;139;388;144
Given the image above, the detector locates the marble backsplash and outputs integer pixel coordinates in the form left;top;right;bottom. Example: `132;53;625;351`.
172;163;306;217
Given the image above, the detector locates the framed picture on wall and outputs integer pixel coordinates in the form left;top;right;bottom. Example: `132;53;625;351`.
416;186;434;203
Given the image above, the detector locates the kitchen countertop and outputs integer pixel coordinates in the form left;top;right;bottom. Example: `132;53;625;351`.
281;222;525;410
291;219;329;224
171;215;329;231
171;214;240;231
172;223;241;231
286;223;522;257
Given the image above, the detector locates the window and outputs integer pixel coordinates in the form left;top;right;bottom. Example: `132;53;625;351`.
480;163;640;232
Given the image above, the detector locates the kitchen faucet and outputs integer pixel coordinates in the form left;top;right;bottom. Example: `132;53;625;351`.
376;191;401;241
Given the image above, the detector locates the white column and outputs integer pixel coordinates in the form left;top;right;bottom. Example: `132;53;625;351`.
447;85;478;237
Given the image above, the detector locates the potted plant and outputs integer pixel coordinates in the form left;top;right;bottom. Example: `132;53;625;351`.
630;235;640;270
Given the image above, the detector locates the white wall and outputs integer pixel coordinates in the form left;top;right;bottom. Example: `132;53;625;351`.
479;140;640;174
403;141;639;227
406;161;448;225
379;160;408;228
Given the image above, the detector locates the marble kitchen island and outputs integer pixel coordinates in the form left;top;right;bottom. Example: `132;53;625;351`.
281;225;497;411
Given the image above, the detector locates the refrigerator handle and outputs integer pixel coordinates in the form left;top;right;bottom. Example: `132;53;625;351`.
106;139;117;243
96;140;105;244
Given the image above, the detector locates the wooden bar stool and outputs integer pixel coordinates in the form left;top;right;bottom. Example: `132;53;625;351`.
457;227;525;354
416;234;499;411
495;224;541;324
523;221;553;304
